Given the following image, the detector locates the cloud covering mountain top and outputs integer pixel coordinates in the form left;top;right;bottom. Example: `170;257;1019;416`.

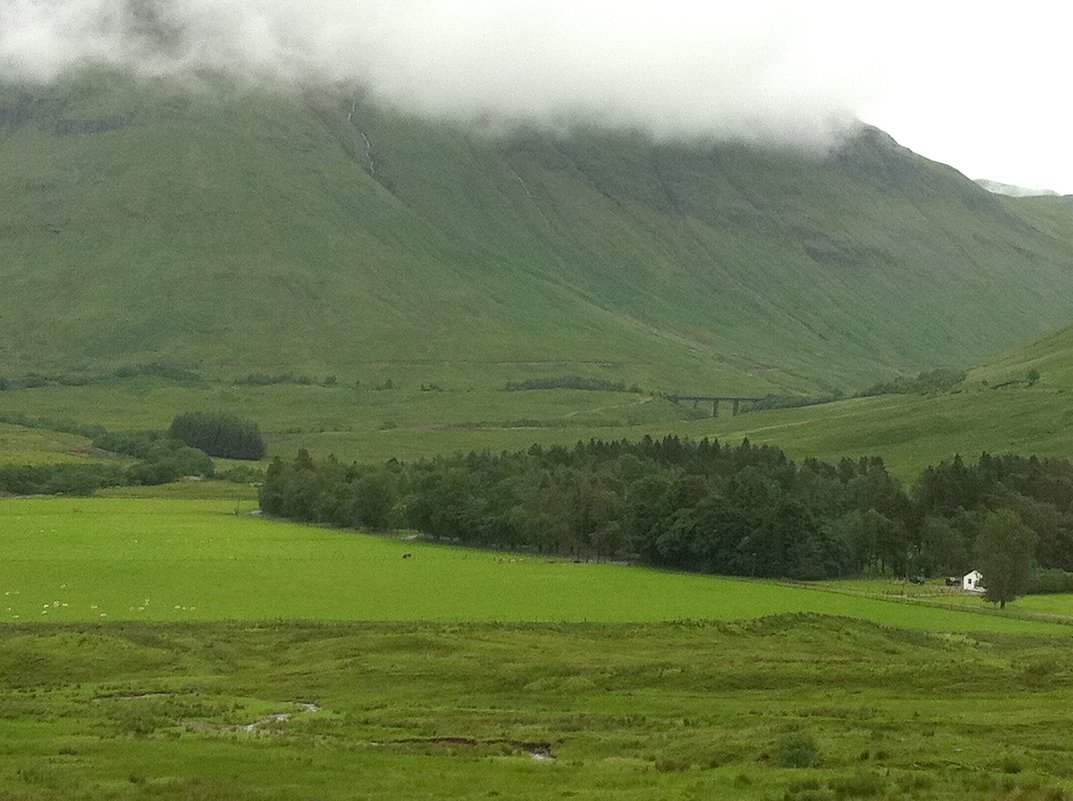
0;1;880;145
5;1;1071;191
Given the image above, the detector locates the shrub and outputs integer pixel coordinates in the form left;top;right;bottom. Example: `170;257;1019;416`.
772;734;821;768
1001;756;1023;775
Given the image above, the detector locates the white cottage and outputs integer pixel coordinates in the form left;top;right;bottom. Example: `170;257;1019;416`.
962;570;984;592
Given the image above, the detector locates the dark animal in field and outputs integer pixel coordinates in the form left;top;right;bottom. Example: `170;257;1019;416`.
402;553;412;560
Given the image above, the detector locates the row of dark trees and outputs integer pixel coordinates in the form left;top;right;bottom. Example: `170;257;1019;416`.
505;376;641;393
259;437;1073;581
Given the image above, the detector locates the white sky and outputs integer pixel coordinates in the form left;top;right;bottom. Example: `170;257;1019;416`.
1;1;1071;192
856;3;1073;193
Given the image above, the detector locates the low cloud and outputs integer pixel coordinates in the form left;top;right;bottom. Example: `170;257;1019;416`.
0;1;886;145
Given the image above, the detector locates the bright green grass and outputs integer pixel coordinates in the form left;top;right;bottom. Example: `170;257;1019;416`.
0;497;1065;634
0;618;1071;800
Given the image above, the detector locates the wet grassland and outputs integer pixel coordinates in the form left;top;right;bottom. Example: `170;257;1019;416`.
1;617;1072;801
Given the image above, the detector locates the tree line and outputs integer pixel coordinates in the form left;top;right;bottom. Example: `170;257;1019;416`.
0;412;265;496
259;438;1073;584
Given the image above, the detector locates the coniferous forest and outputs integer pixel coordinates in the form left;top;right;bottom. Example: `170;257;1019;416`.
260;438;1073;581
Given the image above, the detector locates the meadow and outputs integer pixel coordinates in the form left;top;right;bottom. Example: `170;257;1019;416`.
0;496;1067;635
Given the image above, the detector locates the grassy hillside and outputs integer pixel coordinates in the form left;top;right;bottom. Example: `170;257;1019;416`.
965;195;1073;387
3;71;1073;395
978;325;1073;388
973;323;1073;388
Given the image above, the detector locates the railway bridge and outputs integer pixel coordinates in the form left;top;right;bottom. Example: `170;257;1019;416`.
665;394;765;417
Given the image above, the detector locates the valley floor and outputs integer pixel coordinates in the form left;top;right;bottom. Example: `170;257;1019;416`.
3;375;1073;799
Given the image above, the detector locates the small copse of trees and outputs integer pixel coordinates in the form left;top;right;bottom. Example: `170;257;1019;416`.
93;430;214;482
169;412;266;460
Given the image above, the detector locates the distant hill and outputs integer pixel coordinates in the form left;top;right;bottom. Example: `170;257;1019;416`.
975;179;1059;197
3;70;1073;395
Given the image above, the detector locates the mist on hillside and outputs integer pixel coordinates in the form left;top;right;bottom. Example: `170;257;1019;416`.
0;0;880;147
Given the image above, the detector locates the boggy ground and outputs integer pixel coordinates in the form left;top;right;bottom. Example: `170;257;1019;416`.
0;616;1070;800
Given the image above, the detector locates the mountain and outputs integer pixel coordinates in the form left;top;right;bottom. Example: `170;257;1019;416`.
3;70;1073;395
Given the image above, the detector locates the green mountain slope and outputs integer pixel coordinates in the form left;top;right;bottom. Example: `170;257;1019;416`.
968;197;1073;388
3;71;1073;394
973;321;1073;388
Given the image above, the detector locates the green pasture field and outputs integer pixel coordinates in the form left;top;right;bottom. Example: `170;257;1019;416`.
0;497;1067;634
0;617;1071;801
